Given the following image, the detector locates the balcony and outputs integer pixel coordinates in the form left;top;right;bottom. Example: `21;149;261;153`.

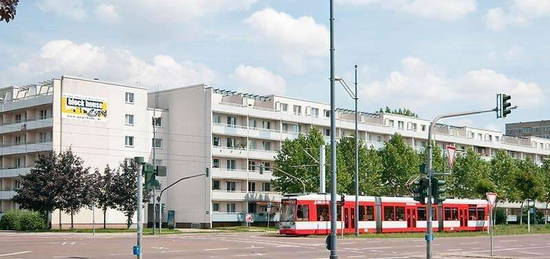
211;190;280;202
211;212;280;222
0;167;31;178
1;141;53;156
0;117;53;134
211;168;273;181
0;191;16;200
1;94;53;112
211;147;277;160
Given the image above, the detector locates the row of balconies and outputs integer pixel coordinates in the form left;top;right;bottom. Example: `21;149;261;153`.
0;141;53;156
0;117;53;135
211;190;281;202
211;168;273;182
211;212;280;222
212;146;278;161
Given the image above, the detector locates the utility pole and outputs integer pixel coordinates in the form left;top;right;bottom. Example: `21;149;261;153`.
329;0;338;258
134;157;145;259
354;65;359;237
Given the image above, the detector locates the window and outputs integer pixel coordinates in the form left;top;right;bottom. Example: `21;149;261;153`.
248;182;256;192
248;161;256;171
226;160;236;170
213;203;220;212
15;114;22;123
262;141;271;151
213;159;220;168
226;182;236;192
227;116;237;127
296;204;309;221
226;203;236;212
418;207;426;221
387;119;394;127
262;182;271;192
421;125;426;132
39;132;48;143
213;136;220;147
262;121;271;130
125;114;134;126
311;108;319;117
317;205;329;221
396;207;405;221
249;119;257;128
39;110;48;120
15;157;23;168
383;206;405;221
125;92;135;104
212;115;221;124
282;123;289;132
263;162;271;171
125;136;134;147
324;129;330;136
152;117;162;127
155;159;162;166
324;109;331;118
293;105;302;115
444;207;459;220
476;208;485;220
398;121;404;130
280;103;288;112
15;136;22;145
212;180;220;190
152;138;162;148
359;206;375;221
226;138;235;148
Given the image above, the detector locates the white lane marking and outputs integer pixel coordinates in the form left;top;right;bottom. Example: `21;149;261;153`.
205;248;229;251
0;251;31;257
446;248;463;252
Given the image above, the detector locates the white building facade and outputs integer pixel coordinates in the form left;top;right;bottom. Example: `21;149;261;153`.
1;76;549;228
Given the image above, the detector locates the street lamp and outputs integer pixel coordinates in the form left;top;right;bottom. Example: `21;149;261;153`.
335;65;360;237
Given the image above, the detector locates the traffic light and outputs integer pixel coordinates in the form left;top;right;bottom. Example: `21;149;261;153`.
497;94;513;118
431;176;446;204
413;178;429;205
143;163;165;190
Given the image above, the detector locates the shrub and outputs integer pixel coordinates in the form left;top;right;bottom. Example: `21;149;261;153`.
0;210;22;230
0;210;45;231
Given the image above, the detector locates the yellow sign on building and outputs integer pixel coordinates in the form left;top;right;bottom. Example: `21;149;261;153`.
61;94;108;121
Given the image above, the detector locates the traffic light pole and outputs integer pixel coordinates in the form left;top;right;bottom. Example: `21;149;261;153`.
329;0;338;258
425;108;498;259
134;157;145;259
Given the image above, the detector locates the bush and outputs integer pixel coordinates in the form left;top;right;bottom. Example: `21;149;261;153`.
0;210;45;231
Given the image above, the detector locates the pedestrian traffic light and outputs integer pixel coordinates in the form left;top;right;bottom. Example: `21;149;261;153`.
143;163;163;190
497;94;513;118
431;176;446;204
413;178;428;205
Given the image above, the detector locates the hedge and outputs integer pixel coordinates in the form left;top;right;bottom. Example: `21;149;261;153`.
0;210;45;231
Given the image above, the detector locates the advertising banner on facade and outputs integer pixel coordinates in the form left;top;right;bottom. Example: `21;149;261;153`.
61;94;108;121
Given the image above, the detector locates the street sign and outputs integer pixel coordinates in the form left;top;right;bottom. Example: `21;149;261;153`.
446;145;457;168
486;192;497;207
245;213;254;223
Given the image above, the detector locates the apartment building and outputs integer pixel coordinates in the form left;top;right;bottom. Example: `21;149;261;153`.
2;76;549;228
506;120;550;139
0;76;168;228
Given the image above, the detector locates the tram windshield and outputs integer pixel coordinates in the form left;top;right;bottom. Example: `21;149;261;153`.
280;200;297;222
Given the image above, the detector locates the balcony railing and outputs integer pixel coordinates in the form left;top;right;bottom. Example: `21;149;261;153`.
0;116;53;126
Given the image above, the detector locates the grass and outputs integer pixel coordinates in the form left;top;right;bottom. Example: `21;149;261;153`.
212;226;278;232
350;224;550;239
47;228;181;235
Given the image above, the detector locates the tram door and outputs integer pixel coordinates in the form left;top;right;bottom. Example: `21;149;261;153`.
459;208;468;228
406;207;417;228
344;207;355;232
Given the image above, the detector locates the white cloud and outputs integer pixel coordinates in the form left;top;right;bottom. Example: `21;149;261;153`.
114;0;257;22
360;57;545;115
485;0;550;30
245;8;329;72
37;0;86;20
338;0;477;21
2;40;216;88
233;65;287;95
96;4;119;22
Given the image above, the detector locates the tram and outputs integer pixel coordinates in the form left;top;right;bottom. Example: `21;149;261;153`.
279;194;489;235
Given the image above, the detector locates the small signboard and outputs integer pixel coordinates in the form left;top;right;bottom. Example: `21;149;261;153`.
446;145;457;168
486;192;497;207
245;213;254;223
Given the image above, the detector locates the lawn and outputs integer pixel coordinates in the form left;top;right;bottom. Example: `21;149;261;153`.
48;228;181;235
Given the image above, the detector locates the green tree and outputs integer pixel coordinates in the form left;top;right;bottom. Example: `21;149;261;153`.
12;152;61;225
379;134;421;196
273;129;326;194
449;148;492;198
513;158;544;202
57;150;94;229
112;160;138;228
92;165;117;229
490;150;520;201
336;136;384;196
0;0;18;22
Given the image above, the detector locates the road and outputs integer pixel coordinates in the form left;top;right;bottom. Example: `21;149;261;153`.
0;231;549;258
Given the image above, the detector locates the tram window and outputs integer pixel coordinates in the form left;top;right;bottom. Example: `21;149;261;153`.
366;206;374;221
396;207;405;221
418;207;426;221
359;206;375;221
384;206;395;221
451;208;459;220
433;208;438;221
445;207;451;220
476;208;485;220
296;205;309;221
469;207;477;220
337;205;342;221
317;205;329;221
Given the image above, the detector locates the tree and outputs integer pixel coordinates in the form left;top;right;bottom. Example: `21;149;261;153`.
112;160;138;229
0;0;18;22
12;152;62;225
449;148;492;198
56;150;94;229
379;134;421;196
273;129;326;194
92;165;116;229
336;136;384;196
490;150;520;201
514;158;544;202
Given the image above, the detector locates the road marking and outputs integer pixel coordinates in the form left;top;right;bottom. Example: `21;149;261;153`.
0;251;31;257
446;248;463;252
205;248;229;251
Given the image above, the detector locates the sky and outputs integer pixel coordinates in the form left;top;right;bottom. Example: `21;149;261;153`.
1;0;549;132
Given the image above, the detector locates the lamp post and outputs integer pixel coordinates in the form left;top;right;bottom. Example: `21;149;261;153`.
329;0;337;257
335;66;359;237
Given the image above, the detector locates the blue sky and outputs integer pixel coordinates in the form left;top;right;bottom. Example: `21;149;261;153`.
1;0;549;131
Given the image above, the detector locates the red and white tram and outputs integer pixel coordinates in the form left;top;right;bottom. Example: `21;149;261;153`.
279;194;489;235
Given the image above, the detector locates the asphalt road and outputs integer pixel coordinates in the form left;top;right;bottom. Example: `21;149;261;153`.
0;231;549;258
